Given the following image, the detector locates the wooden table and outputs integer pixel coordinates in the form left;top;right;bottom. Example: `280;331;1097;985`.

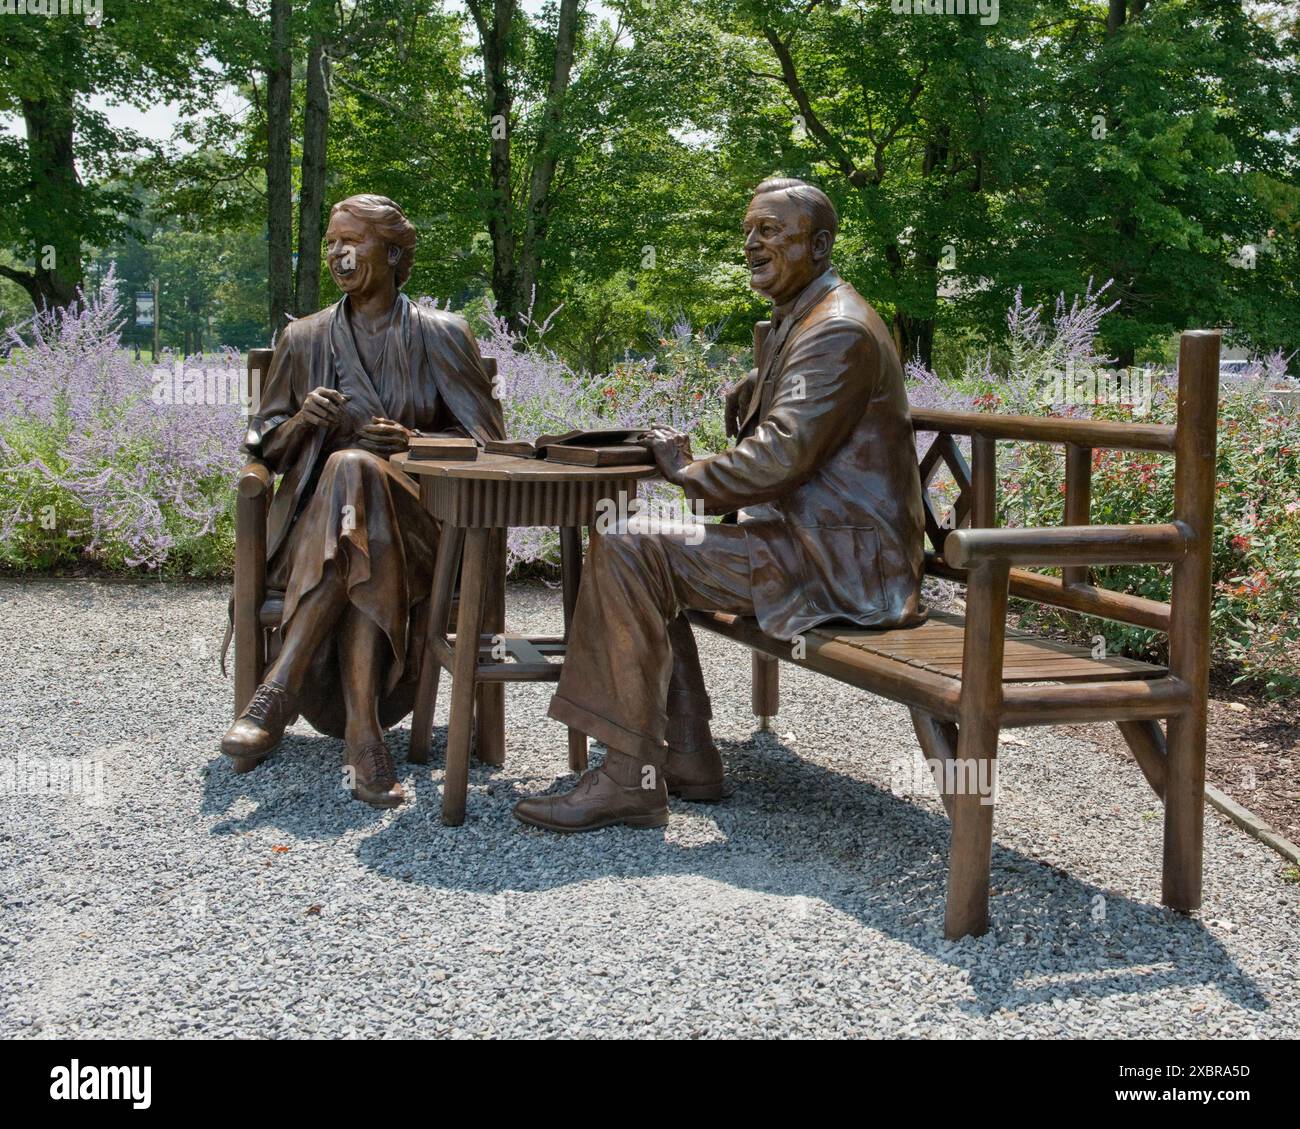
397;451;656;824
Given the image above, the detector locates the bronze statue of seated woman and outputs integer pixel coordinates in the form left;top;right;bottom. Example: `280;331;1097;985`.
221;194;504;806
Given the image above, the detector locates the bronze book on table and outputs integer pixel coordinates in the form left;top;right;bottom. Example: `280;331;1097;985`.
484;428;652;465
543;443;654;467
407;435;479;461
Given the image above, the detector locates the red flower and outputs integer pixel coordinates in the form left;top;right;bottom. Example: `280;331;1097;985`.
1231;534;1251;553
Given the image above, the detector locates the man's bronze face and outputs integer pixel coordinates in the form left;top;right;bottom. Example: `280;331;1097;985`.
743;192;824;306
325;210;400;299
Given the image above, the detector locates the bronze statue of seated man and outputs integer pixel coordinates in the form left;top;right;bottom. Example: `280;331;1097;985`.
514;177;926;832
222;194;504;806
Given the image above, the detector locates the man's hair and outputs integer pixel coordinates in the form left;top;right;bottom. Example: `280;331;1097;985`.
752;177;839;248
329;194;417;288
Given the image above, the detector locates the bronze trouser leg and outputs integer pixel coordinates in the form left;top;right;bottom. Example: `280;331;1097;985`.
262;566;347;696
338;606;385;749
547;523;754;766
665;614;715;753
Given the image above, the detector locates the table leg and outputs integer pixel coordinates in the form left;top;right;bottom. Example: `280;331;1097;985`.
443;526;491;825
559;525;588;772
410;524;464;764
474;528;507;767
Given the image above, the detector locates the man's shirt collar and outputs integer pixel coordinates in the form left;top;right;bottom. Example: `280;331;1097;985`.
771;267;842;329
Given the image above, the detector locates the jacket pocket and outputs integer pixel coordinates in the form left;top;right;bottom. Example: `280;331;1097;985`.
798;524;887;617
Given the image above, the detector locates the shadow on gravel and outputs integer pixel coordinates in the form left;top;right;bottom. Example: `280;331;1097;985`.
201;727;1266;1017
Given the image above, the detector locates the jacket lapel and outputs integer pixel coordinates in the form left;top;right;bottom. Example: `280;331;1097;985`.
739;269;844;437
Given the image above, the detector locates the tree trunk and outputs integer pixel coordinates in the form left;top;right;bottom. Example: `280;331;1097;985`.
1106;0;1127;36
516;0;580;312
296;33;331;315
1105;0;1139;367
266;0;295;336
17;93;82;310
471;0;520;328
891;311;934;370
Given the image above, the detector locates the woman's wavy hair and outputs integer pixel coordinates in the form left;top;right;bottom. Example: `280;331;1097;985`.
329;194;417;288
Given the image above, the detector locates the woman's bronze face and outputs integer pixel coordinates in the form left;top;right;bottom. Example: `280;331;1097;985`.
325;210;400;299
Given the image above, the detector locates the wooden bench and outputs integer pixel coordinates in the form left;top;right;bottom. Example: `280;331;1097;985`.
688;329;1220;940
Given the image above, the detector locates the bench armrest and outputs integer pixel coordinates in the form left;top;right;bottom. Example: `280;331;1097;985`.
237;459;272;499
943;523;1189;569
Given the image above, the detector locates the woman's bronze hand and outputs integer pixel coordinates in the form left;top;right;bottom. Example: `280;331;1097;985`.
356;416;411;456
301;387;350;427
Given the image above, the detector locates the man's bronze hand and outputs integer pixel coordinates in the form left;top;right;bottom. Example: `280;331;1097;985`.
639;426;694;486
301;387;349;428
356;416;411;457
725;370;756;438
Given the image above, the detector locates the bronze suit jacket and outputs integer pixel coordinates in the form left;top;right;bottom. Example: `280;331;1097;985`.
681;269;926;640
247;295;506;562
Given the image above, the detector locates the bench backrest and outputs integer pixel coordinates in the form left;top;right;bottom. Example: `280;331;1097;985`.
906;332;1220;641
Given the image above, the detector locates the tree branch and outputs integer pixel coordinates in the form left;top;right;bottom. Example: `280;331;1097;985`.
0;262;35;289
761;25;869;189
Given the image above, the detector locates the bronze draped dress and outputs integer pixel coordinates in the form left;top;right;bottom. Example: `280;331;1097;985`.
248;294;505;738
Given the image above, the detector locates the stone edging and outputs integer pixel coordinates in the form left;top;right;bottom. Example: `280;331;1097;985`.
1206;783;1300;867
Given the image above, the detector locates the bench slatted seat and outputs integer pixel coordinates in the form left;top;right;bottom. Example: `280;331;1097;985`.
690;327;1220;940
692;609;1163;684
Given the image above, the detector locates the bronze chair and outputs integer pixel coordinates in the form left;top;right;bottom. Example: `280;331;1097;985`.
228;348;506;769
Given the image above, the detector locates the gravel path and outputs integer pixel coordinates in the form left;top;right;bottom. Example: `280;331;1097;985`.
1;577;1296;1039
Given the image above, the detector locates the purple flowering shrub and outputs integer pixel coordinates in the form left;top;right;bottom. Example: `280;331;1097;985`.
6;273;1296;692
0;268;243;573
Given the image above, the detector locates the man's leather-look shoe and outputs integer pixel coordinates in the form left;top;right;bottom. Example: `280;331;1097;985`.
348;741;405;808
514;766;669;833
222;681;294;768
664;744;726;801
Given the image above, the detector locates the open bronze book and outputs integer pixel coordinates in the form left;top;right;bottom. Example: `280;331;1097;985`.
485;428;654;467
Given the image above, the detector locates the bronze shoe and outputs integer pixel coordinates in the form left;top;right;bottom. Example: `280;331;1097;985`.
513;765;669;833
348;741;405;808
222;681;294;768
664;743;726;801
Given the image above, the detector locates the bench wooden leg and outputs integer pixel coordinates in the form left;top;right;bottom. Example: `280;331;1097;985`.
1162;710;1205;913
944;724;997;940
1117;719;1167;798
909;708;958;819
443;527;491;826
752;652;779;730
1162;328;1216;913
945;560;1008;940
